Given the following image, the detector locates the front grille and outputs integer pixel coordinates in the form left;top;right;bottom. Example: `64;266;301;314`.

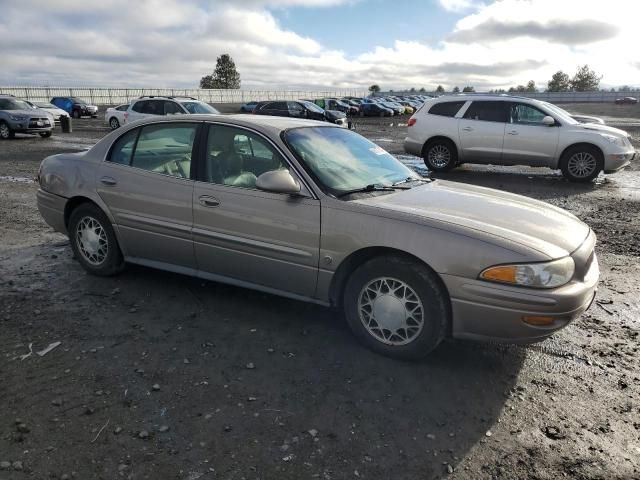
28;118;51;128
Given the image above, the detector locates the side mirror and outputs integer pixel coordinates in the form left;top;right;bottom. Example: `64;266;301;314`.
256;169;301;195
542;115;555;126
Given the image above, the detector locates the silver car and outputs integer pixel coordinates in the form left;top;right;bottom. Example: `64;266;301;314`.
37;115;599;359
405;94;635;182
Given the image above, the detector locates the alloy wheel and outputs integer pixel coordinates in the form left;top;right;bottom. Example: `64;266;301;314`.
75;216;109;266
567;151;597;178
110;118;120;129
358;277;424;346
0;123;10;139
428;145;451;168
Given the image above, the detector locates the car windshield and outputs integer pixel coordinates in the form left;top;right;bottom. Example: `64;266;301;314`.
70;97;87;105
301;101;324;113
34;102;53;108
284;127;421;196
538;101;579;125
180;101;220;114
0;98;32;110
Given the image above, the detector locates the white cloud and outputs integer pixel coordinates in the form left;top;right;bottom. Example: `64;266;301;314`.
437;0;484;12
0;0;638;90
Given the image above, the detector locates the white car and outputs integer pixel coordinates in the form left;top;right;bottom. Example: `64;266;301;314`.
405;94;635;182
123;96;220;124
104;104;129;130
26;101;69;124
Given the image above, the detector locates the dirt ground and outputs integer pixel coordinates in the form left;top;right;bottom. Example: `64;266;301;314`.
0;104;639;480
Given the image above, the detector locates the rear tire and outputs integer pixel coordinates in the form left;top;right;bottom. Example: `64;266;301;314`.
0;121;14;139
423;139;457;172
560;145;603;182
68;203;124;276
343;255;449;360
109;117;120;129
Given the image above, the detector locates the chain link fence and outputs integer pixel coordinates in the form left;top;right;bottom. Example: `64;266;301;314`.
0;87;369;105
377;90;639;103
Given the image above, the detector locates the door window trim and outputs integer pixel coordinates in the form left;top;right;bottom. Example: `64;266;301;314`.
105;121;202;181
194;121;318;200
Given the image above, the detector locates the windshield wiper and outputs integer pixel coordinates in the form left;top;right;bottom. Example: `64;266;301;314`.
336;184;397;198
392;176;430;187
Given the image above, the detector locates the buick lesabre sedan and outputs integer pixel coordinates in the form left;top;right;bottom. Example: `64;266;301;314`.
37;115;599;359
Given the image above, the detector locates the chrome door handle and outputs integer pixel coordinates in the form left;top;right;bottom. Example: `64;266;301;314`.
199;195;220;208
507;130;519;135
462;126;473;132
100;176;117;186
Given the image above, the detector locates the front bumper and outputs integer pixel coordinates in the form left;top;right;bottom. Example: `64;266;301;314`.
443;233;599;343
604;150;635;173
36;189;68;234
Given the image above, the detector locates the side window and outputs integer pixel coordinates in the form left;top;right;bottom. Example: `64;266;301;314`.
142;100;163;115
463;101;509;123
129;123;197;178
428;101;465;117
204;124;287;189
271;102;287;111
164;101;183;115
511;103;549;125
108;128;139;166
132;101;146;113
116;105;129;111
288;102;304;117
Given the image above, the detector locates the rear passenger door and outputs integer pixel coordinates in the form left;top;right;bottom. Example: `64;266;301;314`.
502;102;560;167
458;101;508;164
96;122;200;269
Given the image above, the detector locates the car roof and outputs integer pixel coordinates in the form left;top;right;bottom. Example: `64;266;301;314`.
124;113;332;135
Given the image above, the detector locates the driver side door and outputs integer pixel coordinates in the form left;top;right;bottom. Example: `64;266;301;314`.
192;123;321;297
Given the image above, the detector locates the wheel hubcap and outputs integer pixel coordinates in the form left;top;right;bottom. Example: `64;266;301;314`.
358;277;424;346
428;145;450;168
110;119;118;128
567;152;597;178
0;124;8;137
76;216;108;265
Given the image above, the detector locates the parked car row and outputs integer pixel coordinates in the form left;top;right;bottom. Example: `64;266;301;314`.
404;94;635;182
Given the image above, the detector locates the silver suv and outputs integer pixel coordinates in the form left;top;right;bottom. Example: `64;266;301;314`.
404;94;635;182
124;96;220;124
0;95;54;139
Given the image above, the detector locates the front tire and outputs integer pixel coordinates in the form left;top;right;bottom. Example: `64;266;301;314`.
424;139;457;172
72;110;81;119
68;203;124;276
109;117;120;129
343;255;449;360
560;145;603;182
39;131;52;138
0;121;14;139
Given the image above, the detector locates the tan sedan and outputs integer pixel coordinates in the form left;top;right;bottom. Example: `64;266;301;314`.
36;115;599;359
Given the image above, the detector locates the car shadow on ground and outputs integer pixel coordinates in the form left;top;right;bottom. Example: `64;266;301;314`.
1;243;526;478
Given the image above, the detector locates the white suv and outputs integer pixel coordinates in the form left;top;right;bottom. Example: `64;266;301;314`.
124;96;220;124
404;94;635;182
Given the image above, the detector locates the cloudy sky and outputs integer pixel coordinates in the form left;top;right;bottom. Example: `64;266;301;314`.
1;0;637;90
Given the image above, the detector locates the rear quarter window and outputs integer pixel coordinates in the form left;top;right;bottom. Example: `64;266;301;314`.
427;101;466;117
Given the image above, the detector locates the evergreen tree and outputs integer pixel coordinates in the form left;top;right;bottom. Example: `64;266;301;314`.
200;54;241;89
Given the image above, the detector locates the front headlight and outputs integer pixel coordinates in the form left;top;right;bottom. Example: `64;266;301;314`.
9;115;28;121
479;257;575;289
599;133;625;147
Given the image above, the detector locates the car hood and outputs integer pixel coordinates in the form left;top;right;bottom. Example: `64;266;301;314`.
574;123;628;137
325;109;346;119
6;109;48;116
354;180;590;258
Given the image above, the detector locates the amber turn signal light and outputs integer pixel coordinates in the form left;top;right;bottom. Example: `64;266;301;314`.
522;315;554;326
